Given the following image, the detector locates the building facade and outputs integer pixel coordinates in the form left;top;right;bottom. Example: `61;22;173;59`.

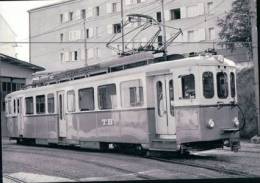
0;53;44;136
29;0;240;72
0;14;17;58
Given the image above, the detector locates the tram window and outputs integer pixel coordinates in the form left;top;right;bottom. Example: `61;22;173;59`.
203;72;214;98
98;84;117;110
156;81;163;117
8;100;12;115
25;97;34;114
230;72;236;98
47;93;55;113
79;87;94;111
121;80;143;108
17;99;20;113
67;90;75;112
181;74;195;99
13;100;16;114
169;79;174;116
36;95;45;114
217;72;228;98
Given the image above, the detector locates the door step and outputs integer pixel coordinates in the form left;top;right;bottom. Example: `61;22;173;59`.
151;138;177;151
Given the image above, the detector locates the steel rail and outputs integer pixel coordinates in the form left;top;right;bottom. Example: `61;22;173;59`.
147;156;258;177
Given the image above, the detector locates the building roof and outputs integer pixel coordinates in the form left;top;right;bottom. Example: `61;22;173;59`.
0;53;45;72
28;0;79;13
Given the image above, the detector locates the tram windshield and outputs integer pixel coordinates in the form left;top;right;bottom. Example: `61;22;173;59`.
217;72;228;99
203;72;214;98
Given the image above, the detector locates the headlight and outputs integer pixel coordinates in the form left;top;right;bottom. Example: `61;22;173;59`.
233;117;239;127
207;119;215;129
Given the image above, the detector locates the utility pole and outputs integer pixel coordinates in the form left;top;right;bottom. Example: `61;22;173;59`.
120;0;125;55
161;0;167;60
83;17;88;67
250;0;260;137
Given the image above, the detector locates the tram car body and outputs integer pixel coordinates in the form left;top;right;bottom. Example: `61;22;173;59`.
5;53;240;152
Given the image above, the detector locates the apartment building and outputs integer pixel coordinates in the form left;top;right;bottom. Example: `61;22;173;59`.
0;14;17;58
29;0;235;72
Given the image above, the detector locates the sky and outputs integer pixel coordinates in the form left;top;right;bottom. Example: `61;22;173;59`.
0;0;62;62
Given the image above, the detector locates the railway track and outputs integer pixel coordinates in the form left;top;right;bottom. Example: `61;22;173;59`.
147;156;257;177
4;174;27;183
3;147;157;181
3;143;259;179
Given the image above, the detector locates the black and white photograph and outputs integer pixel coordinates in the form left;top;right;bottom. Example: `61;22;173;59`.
0;0;260;182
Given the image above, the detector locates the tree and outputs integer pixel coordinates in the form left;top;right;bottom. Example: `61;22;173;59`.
217;0;252;56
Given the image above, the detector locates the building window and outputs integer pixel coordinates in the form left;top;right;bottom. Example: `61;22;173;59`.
208;27;215;40
60;52;64;62
47;93;55;113
203;72;214;98
25;97;34;114
67;90;75;112
98;84;117;110
187;30;194;42
207;2;213;14
181;74;195;99
79;87;94;111
13;99;16;114
217;72;228;99
113;23;121;34
36;95;45;114
69;12;73;21
121;80;144;108
158;35;163;47
86;29;89;38
230;72;236;98
60;33;64;42
60;14;63;23
170;8;181;20
95;6;100;16
74;51;78;61
156;12;161;22
81;9;86;19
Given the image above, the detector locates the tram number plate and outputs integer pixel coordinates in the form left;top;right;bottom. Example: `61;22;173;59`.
102;119;114;126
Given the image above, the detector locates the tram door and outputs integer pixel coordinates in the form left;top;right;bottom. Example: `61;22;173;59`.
154;74;176;138
17;97;24;136
57;91;67;137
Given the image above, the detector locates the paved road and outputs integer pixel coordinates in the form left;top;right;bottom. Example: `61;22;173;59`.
2;139;260;182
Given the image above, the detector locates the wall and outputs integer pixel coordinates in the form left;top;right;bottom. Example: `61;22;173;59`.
0;14;17;57
29;0;237;72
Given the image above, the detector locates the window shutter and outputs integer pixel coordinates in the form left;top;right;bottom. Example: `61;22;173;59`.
197;3;204;15
125;0;131;5
69;31;72;41
116;3;121;12
87;48;94;59
64;52;69;62
89;27;94;38
64;12;69;22
196;28;205;41
76;30;80;40
106;3;112;13
107;24;113;34
75;9;81;19
86;7;93;18
81;48;85;60
181;7;186;18
165;10;170;21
